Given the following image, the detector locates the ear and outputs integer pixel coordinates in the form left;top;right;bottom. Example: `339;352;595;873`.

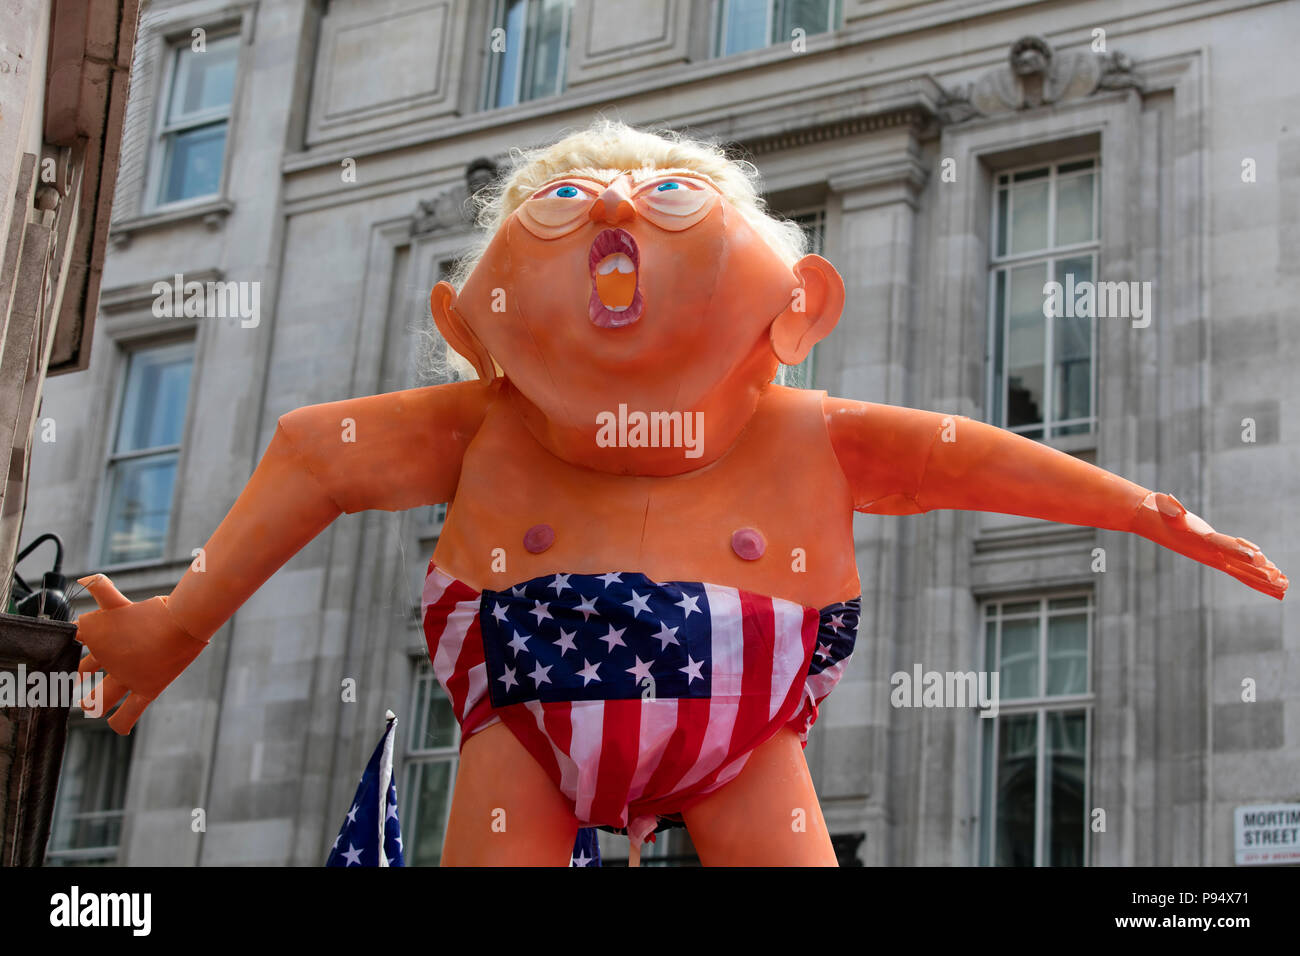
430;281;496;383
769;254;845;366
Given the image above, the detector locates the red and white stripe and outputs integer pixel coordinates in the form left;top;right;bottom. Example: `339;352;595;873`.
422;564;821;830
420;564;496;737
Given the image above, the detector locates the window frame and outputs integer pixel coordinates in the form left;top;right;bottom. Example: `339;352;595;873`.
775;205;827;389
985;154;1101;442
144;30;241;213
978;590;1095;867
481;0;574;112
95;335;199;572
45;715;135;866
400;655;461;865
714;0;841;58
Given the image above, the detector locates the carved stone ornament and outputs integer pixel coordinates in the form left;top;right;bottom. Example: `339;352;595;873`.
410;185;470;237
938;35;1142;124
410;157;501;238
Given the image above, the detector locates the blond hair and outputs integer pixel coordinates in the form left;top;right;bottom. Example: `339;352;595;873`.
431;118;807;381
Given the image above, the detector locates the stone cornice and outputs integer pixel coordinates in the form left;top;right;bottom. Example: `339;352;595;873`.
99;268;224;314
829;155;930;210
733;106;932;157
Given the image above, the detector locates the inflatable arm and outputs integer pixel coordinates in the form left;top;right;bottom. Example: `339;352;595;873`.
75;381;490;733
825;397;1287;600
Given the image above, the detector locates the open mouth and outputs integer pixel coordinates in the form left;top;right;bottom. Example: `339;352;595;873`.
588;228;644;328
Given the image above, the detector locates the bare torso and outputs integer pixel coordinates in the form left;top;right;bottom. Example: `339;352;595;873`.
432;385;862;609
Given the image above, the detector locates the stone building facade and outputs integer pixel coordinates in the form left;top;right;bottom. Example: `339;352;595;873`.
24;0;1299;865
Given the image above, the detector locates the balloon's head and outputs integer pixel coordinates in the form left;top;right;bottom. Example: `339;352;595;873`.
430;120;844;445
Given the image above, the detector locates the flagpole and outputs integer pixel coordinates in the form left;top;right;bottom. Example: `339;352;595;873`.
378;709;397;867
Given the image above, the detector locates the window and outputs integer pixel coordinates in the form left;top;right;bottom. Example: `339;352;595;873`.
484;0;572;109
715;0;841;57
401;657;460;865
776;208;825;389
423;502;448;537
987;157;1099;439
633;827;701;866
46;722;134;865
153;33;238;206
101;342;195;566
979;594;1092;866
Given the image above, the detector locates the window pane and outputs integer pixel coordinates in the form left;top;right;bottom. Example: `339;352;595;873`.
1046;710;1087;866
493;0;527;107
1013;167;1049;183
1006;262;1047;431
169;38;238;122
1052;256;1093;430
721;0;769;55
409;659;458;751
792;210;825;256
776;0;836;41
999;616;1039;700
991;269;1006;424
639;826;700;866
103;454;178;564
404;760;454;865
1008;180;1049;254
979;717;995;865
114;348;193;452
1001;601;1039;617
160;123;227;204
995;188;1008;257
1048;596;1089;611
1055;172;1095;246
419;680;457;751
47;726;133;865
780;354;814;389
1046;613;1089;696
775;210;825;388
409;666;430;749
994;713;1037;866
520;0;568;101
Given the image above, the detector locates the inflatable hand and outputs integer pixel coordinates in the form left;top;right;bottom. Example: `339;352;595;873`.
1131;492;1288;599
74;573;208;734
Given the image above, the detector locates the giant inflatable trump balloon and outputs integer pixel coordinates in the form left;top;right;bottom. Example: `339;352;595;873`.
73;120;1286;866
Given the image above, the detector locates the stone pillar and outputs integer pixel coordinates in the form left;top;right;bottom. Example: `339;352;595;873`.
809;146;927;865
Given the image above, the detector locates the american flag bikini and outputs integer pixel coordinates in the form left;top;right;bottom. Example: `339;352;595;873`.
421;562;859;845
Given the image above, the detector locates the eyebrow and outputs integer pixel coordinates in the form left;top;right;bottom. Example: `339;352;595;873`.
536;168;720;191
632;167;716;185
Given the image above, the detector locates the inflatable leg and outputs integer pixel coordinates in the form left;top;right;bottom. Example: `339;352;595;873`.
440;721;580;866
683;727;839;866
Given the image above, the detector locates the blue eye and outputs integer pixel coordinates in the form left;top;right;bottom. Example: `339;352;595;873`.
656;181;681;192
554;185;579;198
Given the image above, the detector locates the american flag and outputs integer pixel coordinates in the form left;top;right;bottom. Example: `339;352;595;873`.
422;566;854;832
795;596;860;740
571;827;601;867
326;715;404;867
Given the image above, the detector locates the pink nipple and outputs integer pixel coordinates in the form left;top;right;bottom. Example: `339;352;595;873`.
523;523;554;554
731;527;766;561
